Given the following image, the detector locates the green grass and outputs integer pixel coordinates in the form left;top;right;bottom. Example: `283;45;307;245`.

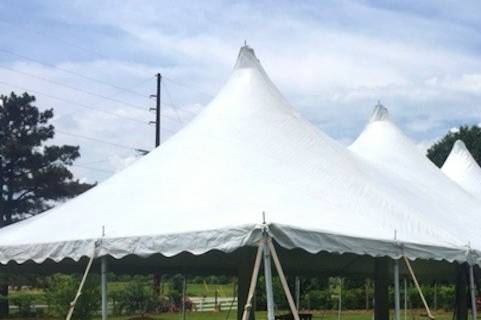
86;309;454;320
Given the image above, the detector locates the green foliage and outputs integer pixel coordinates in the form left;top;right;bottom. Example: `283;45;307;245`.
110;276;157;316
44;273;100;320
9;292;39;317
0;92;94;227
427;125;481;168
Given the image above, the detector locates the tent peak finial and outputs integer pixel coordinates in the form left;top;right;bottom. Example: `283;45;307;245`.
234;44;261;70
369;101;390;123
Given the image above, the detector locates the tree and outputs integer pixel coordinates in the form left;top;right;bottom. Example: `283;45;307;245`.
0;92;94;315
427;125;481;168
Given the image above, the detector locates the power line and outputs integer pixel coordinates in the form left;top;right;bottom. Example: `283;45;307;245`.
55;130;148;151
0;64;152;112
0;64;183;123
0;48;148;98
0;19;214;100
71;164;115;174
0;79;150;125
0;18;111;61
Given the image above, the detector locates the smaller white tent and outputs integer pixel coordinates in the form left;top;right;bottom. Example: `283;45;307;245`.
442;140;481;199
349;103;481;261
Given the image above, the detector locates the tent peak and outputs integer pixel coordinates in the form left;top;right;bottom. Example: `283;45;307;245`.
234;44;261;70
369;101;390;123
452;140;469;155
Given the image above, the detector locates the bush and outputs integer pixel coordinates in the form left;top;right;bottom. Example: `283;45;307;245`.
111;276;158;317
44;273;100;320
10;292;38;317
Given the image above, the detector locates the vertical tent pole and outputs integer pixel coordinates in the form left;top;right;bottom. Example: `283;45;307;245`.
263;236;275;320
338;278;342;320
267;239;300;320
394;259;400;320
295;276;300;310
182;275;187;320
404;279;407;320
101;256;108;320
469;265;477;320
241;244;264;320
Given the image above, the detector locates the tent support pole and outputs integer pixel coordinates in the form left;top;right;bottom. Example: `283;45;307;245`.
374;257;389;320
101;256;108;320
402;256;434;319
241;244;264;320
338;278;342;320
267;239;300;320
263;237;275;320
182;274;187;320
295;276;300;310
403;278;407;320
66;245;96;320
469;265;477;320
394;259;400;320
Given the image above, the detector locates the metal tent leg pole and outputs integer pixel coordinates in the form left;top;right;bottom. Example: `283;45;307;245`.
394;260;400;320
182;275;187;320
403;279;407;320
263;238;275;320
469;265;477;320
338;278;342;320
295;276;300;310
241;244;264;320
101;256;108;320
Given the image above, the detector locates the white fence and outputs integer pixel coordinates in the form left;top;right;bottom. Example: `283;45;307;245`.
190;296;237;312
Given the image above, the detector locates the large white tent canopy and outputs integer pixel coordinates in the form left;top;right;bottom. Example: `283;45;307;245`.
0;46;478;268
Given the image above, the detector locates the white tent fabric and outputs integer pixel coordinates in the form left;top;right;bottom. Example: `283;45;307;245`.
350;104;481;262
442;140;481;199
0;47;474;265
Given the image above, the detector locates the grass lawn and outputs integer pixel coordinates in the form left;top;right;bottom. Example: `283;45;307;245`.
87;309;454;320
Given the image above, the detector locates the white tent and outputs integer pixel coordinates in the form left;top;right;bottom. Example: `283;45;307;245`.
0;47;475;269
349;103;481;261
442;140;481;199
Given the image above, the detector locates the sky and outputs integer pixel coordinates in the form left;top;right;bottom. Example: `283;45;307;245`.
1;0;481;183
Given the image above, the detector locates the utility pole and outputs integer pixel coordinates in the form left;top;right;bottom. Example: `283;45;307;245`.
150;73;162;147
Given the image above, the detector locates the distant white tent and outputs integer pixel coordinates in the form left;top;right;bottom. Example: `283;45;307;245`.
442;140;481;199
0;47;471;267
349;103;481;258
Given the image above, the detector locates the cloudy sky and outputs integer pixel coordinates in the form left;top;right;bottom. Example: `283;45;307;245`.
1;0;481;183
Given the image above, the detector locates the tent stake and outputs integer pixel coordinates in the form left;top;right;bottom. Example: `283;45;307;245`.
402;256;434;319
66;245;96;320
394;259;400;320
241;244;264;320
469;265;477;320
267;239;300;320
101;256;108;320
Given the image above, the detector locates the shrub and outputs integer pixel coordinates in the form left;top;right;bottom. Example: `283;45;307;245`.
44;273;100;320
111;277;158;317
10;292;38;317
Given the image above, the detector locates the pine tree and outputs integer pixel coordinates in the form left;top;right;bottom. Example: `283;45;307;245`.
0;92;94;315
427;125;481;168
